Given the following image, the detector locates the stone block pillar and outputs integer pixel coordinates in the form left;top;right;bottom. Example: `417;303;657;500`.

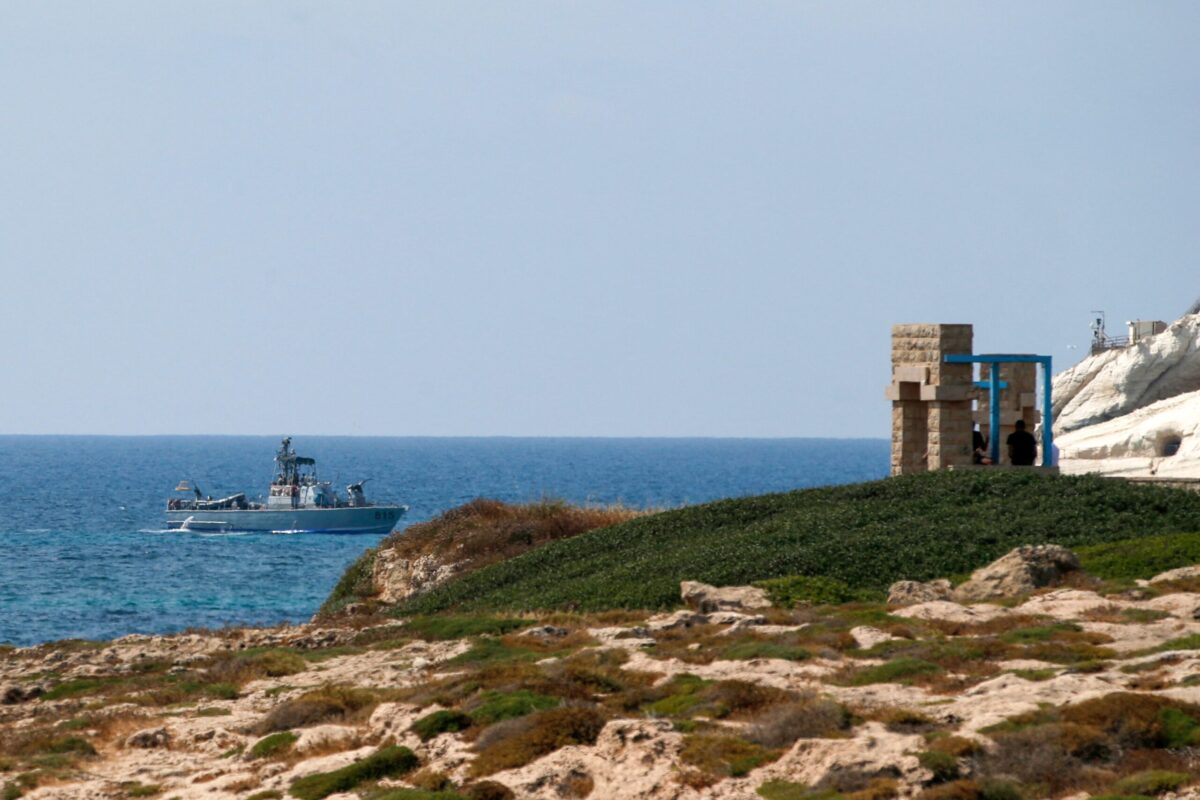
887;324;974;476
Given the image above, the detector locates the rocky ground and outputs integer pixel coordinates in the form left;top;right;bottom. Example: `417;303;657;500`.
8;551;1200;800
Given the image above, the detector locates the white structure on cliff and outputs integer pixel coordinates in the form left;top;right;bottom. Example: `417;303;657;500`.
1054;313;1200;477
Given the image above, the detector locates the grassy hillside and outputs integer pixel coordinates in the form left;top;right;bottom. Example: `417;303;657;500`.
403;470;1200;614
320;499;644;616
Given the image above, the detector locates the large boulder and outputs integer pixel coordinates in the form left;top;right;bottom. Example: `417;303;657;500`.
887;579;952;606
679;581;771;613
952;545;1080;602
125;727;170;749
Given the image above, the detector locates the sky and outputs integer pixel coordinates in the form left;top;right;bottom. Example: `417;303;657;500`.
2;2;1198;438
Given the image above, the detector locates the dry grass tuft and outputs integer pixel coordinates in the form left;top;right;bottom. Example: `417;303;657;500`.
387;498;645;596
469;706;606;777
745;694;850;747
257;684;378;733
678;734;779;782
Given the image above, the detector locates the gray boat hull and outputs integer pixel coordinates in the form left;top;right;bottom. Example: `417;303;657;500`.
165;505;406;534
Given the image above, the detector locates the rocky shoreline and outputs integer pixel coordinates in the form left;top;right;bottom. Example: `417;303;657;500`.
7;548;1200;800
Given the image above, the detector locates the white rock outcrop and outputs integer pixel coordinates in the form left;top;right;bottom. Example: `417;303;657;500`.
1056;389;1200;477
952;544;1080;601
371;551;461;604
679;581;771;613
887;579;952;606
1053;314;1200;434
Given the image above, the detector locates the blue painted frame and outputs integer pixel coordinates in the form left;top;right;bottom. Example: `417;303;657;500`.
944;354;1054;466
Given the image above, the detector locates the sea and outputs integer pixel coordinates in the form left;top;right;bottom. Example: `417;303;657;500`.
0;436;889;647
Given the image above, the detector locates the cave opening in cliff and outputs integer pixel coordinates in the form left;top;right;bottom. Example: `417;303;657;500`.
1158;433;1183;458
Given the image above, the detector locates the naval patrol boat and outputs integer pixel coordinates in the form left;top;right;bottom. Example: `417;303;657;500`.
165;438;407;534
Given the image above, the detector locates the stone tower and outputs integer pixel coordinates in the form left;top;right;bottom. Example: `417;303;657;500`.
886;324;975;475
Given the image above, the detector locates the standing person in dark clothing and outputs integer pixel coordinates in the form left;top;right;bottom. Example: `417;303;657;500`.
973;427;993;465
1007;419;1038;466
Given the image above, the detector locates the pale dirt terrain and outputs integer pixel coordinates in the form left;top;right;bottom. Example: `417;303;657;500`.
7;574;1200;800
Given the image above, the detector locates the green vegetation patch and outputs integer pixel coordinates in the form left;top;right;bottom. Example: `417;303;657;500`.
1151;634;1200;653
411;710;473;742
1111;771;1189;797
842;658;943;686
402;616;536;641
756;575;884;607
1077;531;1200;581
720;641;812;662
249;731;298;759
469;707;605;777
403;471;1200;613
318;548;378;617
443;639;540;668
288;745;418;800
260;685;378;734
756;781;811;800
918;750;961;783
680;734;778;779
468;690;560;726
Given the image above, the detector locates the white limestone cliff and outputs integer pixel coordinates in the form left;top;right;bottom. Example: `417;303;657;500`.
1053;313;1200;478
1053;313;1200;434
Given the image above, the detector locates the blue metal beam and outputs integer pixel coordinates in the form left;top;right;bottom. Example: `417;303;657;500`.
943;353;1054;467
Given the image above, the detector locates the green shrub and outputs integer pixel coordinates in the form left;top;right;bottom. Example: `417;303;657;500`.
369;790;467;800
443;639;539;667
411;710;473;742
756;575;884;607
1153;634;1200;653
642;674;713;718
121;783;161;798
246;792;283;800
918;750;960;783
40;679;110;701
844;658;942;686
403;616;536;641
249;731;298;759
46;737;96;756
756;781;810;800
288;745;418;800
469;690;559;726
1112;770;1189;796
720;641;811;662
976;780;1024;800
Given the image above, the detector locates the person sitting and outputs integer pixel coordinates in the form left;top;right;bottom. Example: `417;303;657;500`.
973;427;993;465
1007;419;1038;466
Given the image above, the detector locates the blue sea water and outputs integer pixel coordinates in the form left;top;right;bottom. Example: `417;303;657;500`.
0;436;888;646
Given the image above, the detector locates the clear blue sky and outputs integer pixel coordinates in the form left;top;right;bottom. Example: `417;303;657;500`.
2;3;1197;437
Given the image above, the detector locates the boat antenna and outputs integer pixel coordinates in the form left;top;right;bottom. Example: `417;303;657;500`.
192;481;203;500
